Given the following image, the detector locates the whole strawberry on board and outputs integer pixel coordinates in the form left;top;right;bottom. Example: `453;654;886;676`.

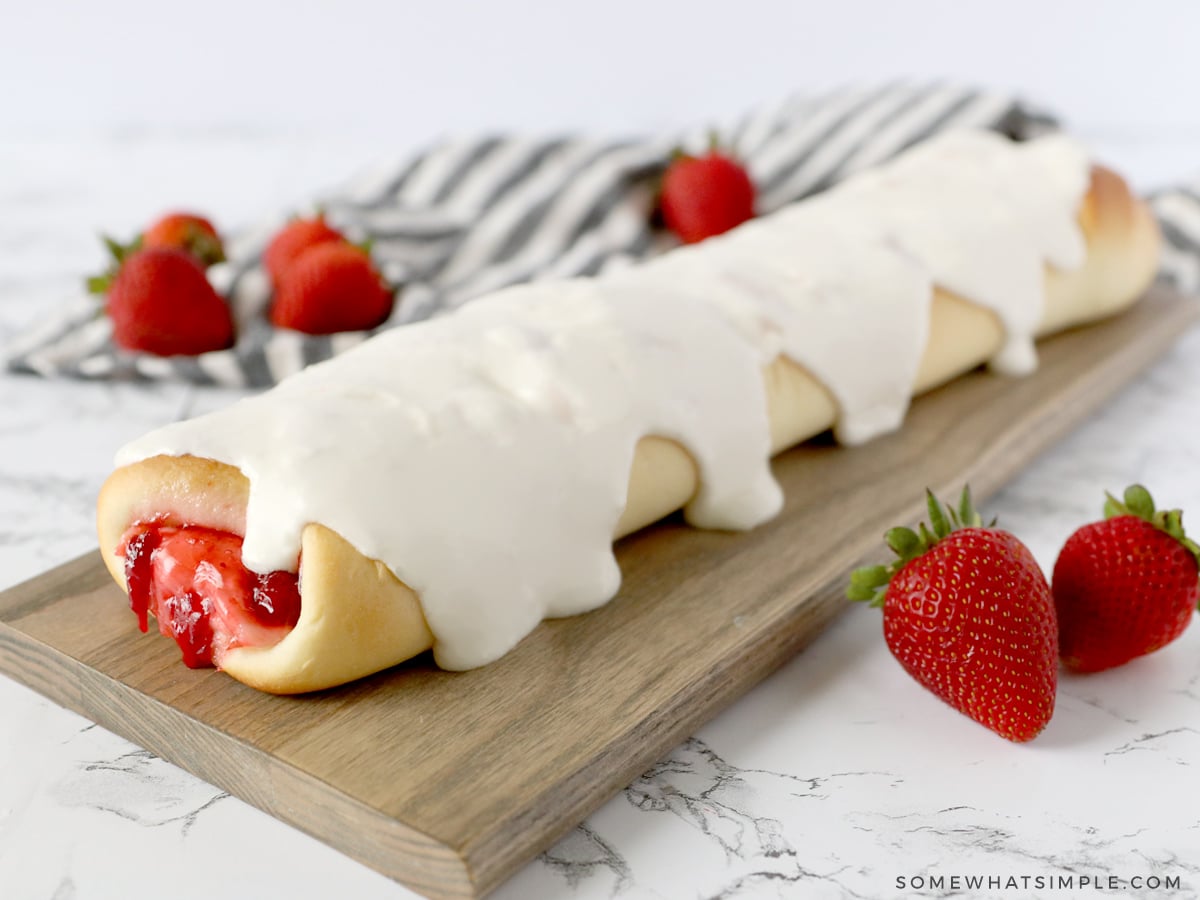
270;241;394;335
90;247;235;356
1053;485;1200;673
262;214;347;287
848;488;1058;743
659;142;756;244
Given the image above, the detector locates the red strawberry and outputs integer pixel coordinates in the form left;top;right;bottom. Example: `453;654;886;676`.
848;488;1058;742
659;148;756;244
106;247;235;356
270;242;393;335
1053;485;1199;673
263;215;346;286
142;212;225;267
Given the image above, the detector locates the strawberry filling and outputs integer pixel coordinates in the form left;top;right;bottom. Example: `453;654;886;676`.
118;522;301;668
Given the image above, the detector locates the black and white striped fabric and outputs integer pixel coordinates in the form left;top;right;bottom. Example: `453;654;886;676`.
4;83;1079;387
1150;185;1200;294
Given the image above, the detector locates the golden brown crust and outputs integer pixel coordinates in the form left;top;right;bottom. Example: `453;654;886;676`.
96;163;1161;693
222;523;434;693
97;455;434;694
914;166;1161;393
1039;166;1162;334
97;454;249;588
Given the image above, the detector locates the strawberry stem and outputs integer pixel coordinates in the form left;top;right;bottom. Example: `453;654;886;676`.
102;234;139;265
86;274;111;296
1103;484;1200;570
927;489;951;539
885;526;921;558
186;228;225;266
847;485;990;606
958;485;983;528
87;233;141;296
667;146;692;164
918;521;937;547
847;565;891;607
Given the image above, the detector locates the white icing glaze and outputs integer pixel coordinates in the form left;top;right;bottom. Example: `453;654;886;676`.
623;205;932;444
830;130;1088;375
116;129;1091;670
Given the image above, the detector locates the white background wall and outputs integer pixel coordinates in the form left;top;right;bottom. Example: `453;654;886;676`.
2;0;1198;204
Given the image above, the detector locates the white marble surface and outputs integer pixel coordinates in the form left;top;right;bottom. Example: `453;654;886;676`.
3;129;1200;900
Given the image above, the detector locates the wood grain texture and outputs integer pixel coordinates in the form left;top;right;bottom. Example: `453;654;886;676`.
1;284;1195;899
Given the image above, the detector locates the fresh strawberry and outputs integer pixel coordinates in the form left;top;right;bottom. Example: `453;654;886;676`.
659;147;756;244
86;214;223;296
106;247;235;356
270;242;393;335
1053;485;1200;673
848;488;1057;742
263;215;346;286
142;212;225;267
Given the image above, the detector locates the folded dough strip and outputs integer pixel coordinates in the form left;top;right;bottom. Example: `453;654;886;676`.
97;165;1160;693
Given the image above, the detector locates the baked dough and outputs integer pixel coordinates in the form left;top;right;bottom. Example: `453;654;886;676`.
97;163;1160;693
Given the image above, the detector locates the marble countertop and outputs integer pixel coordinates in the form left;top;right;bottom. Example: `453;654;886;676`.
2;131;1200;900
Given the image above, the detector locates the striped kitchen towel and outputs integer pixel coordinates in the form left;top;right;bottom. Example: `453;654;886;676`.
1150;186;1200;294
5;82;1100;387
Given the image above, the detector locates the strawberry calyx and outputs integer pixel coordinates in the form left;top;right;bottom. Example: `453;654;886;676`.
141;213;225;267
162;223;225;267
666;131;724;165
86;234;142;296
354;236;376;259
1103;484;1200;571
654;134;755;242
88;213;225;295
847;486;993;606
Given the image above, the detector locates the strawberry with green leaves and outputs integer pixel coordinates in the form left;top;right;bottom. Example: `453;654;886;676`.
658;143;756;245
270;242;393;335
263;214;347;286
87;212;225;296
848;488;1058;742
99;247;235;356
1053;484;1200;673
141;212;225;267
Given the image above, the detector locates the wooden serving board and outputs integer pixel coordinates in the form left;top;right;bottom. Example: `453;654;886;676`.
0;285;1195;898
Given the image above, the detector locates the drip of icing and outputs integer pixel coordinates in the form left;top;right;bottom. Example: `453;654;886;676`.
829;130;1089;375
623;205;931;445
116;129;1091;670
120;280;780;669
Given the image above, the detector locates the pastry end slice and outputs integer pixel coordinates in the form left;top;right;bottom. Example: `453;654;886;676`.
99;454;432;693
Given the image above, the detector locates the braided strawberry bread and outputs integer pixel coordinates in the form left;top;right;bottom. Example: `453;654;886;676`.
98;131;1160;693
